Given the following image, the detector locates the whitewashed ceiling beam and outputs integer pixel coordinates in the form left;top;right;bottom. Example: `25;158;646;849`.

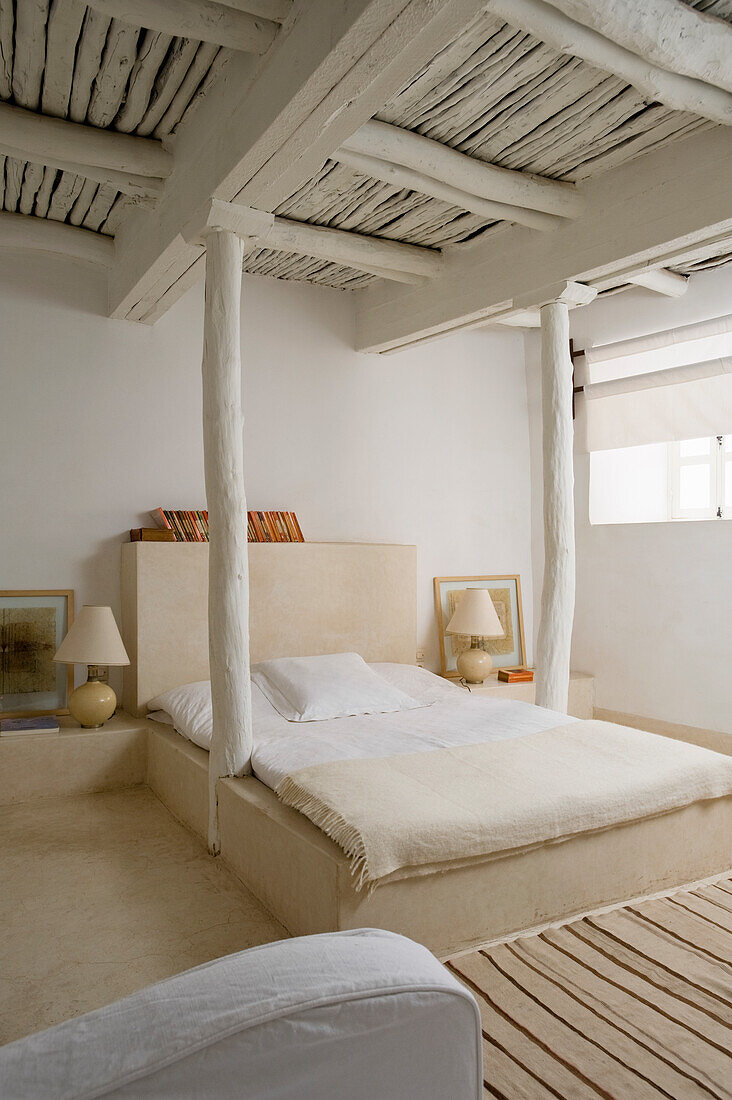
486;0;732;125
334;148;561;231
355;126;732;352
212;0;291;20
109;0;489;322
183;198;441;282
626;268;689;298
0;210;115;266
339;120;581;218
0;145;162;201
542;0;732;95
495;309;541;328
266;217;438;282
0;102;171;178
591;266;690;297
85;0;282;54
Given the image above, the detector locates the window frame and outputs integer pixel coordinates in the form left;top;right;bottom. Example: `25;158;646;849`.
668;436;727;521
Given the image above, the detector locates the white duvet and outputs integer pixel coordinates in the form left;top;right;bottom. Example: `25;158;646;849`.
150;663;576;793
249;664;575;791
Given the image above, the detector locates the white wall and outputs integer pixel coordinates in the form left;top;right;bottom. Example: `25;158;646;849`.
526;266;732;734
1;253;533;693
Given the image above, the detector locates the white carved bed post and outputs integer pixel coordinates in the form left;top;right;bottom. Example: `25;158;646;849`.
201;226;253;854
533;282;596;713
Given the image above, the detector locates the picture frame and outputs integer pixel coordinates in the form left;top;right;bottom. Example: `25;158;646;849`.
0;590;75;718
434;575;526;679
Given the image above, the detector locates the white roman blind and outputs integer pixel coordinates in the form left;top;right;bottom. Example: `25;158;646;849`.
583;314;732;452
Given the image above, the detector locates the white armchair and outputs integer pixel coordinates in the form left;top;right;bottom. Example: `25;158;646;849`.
0;928;482;1099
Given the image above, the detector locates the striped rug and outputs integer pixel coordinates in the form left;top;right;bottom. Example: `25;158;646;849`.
447;876;732;1099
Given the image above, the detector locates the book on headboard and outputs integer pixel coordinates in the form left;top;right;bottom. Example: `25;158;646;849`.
150;508;304;543
130;527;176;542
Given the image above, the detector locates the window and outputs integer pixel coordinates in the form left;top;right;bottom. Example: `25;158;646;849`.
590;435;731;525
585;314;732;525
669;436;729;520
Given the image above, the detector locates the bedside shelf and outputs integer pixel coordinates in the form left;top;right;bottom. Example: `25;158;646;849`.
453;671;594;719
0;712;154;806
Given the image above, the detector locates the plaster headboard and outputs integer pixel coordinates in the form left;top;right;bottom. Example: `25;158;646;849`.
120;542;417;716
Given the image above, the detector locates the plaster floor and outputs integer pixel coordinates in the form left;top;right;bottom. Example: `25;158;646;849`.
0;786;287;1044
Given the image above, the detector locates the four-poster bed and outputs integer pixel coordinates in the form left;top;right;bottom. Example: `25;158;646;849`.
187;191;603;851
121;542;732;956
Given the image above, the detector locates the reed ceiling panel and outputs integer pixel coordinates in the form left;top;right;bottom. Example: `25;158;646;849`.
0;2;224;235
1;0;730;290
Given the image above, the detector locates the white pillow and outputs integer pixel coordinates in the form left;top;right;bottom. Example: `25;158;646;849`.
251;653;422;722
371;663;464;705
147;680;213;749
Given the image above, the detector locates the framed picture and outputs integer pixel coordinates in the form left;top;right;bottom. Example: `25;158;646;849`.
0;590;75;718
434;575;526;678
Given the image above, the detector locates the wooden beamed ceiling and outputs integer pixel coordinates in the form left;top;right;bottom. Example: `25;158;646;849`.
0;0;730;336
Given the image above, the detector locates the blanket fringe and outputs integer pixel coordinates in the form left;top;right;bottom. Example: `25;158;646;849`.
276;776;376;893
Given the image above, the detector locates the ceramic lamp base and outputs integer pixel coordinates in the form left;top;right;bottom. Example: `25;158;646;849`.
456;646;493;684
69;680;117;728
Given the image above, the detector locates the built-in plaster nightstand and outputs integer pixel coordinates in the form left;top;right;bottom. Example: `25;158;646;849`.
0;711;154;806
453;671;595;719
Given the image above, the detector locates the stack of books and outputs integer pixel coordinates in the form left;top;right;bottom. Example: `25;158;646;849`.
247;511;304;543
1;715;60;735
149;508;305;543
497;668;534;683
151;509;209;541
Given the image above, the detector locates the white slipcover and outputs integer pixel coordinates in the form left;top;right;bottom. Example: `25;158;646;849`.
0;929;482;1100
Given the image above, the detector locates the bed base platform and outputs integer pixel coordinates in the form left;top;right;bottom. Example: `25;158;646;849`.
147;726;732;957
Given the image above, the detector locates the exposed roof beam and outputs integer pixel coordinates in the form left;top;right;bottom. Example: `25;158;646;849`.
355;126;732;352
183;198;441;282
334;149;561;231
109;0;489;322
0;145;162;201
464;283;596;330
85;0;281;54
495;309;541;328
0;211;115;267
264;216;438;282
542;0;732;95
209;0;292;20
591;267;690;297
340;120;581;218
0;101;171;178
627;268;689;298
486;0;732;125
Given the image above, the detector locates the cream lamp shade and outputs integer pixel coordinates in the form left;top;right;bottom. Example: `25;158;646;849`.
445;588;504;685
445;588;503;639
54;605;130;666
53;606;128;728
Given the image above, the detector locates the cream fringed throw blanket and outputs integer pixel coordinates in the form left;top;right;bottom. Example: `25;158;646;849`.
276;721;732;890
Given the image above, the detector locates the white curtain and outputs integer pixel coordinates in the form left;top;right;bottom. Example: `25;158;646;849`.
585;312;732;365
582;315;732;451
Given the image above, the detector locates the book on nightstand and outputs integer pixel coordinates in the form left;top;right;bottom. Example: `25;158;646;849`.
1;716;60;735
497;668;534;683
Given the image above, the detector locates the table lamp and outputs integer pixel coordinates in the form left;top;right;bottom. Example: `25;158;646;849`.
445;588;504;684
54;606;130;728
